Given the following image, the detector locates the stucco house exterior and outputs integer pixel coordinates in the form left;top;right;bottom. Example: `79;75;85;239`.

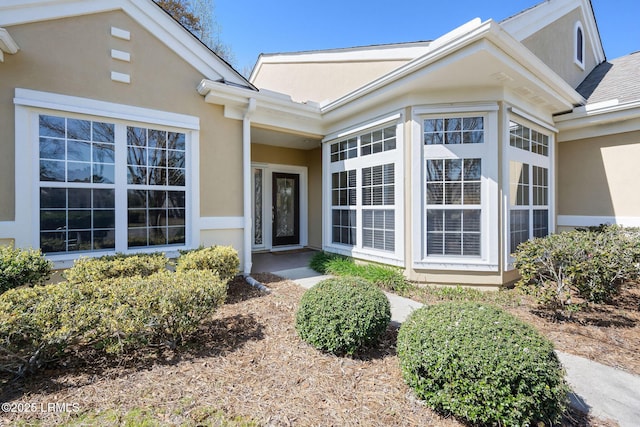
1;0;638;287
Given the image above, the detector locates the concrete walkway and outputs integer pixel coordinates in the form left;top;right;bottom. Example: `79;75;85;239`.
270;266;640;427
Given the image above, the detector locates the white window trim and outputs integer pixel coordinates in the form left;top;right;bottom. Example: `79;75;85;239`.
14;88;200;267
574;21;586;70
502;110;555;271
412;104;499;272
251;162;308;252
322;114;405;267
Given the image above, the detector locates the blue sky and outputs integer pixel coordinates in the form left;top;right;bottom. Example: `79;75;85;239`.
215;0;640;73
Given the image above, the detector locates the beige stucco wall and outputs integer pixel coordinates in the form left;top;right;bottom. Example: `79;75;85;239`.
252;60;408;104
558;131;640;218
522;7;599;89
0;10;243;223
251;143;322;248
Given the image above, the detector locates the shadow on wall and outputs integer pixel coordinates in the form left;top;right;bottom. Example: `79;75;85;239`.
558;132;640;221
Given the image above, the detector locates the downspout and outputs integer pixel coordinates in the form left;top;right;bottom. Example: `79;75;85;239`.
242;98;256;275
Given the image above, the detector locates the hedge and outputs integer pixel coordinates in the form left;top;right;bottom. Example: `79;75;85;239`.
0;270;226;374
0;246;52;294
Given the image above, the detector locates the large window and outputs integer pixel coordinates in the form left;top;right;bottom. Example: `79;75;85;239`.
38;113;187;254
126;126;186;248
327;123;401;260
425;158;481;256
423;115;485;259
508;120;551;255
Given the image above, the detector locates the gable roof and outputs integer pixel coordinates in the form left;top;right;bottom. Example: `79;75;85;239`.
501;0;604;64
0;0;251;89
576;52;640;104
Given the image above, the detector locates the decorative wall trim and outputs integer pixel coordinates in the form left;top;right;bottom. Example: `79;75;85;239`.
111;49;131;62
14;88;200;130
111;26;130;41
557;215;640;228
110;71;130;84
199;216;245;230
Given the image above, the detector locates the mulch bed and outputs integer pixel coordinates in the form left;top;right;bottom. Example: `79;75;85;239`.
505;283;640;377
0;274;619;426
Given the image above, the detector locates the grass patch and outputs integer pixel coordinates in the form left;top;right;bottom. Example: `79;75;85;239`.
408;284;520;307
309;251;409;293
309;252;519;305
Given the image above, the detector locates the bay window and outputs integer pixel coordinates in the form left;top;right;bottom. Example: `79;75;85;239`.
325;120;403;264
413;105;499;271
507;119;552;256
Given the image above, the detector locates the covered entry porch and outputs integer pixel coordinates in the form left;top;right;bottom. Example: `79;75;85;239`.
249;126;323;261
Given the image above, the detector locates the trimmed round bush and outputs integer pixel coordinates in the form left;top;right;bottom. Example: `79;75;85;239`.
295;277;391;355
397;302;568;426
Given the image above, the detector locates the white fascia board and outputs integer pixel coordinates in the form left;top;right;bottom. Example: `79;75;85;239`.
555;101;640;141
254;43;432;65
0;0;250;87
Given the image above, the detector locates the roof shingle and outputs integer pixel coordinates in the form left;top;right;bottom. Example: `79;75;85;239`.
577;52;640;104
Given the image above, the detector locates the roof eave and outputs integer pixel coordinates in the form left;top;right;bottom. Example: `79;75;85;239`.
198;79;324;136
320;19;584;116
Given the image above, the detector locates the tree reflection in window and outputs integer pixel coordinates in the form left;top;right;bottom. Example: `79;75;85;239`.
126;126;186;248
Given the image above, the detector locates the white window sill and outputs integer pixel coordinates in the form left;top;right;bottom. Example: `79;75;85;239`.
324;244;404;267
413;259;499;272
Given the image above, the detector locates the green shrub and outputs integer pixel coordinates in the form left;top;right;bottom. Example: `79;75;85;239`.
0;246;52;294
175;245;239;281
514;225;640;309
397;302;568;426
64;252;168;284
295;277;391;355
0;270;226;374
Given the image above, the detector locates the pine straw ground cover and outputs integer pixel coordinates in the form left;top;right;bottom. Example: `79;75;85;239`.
1;275;613;427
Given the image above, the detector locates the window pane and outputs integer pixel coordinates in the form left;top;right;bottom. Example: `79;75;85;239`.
40;138;65;160
67;119;91;140
40;188;66;208
67;162;91;183
533;209;549;238
39;115;65;138
40;210;66;230
510;210;530;254
463;183;481;204
168;132;185;150
92;163;115;184
445;159;462;181
68;188;91;208
40;160;65;182
93;144;115;163
67;140;91;162
93;122;115;143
